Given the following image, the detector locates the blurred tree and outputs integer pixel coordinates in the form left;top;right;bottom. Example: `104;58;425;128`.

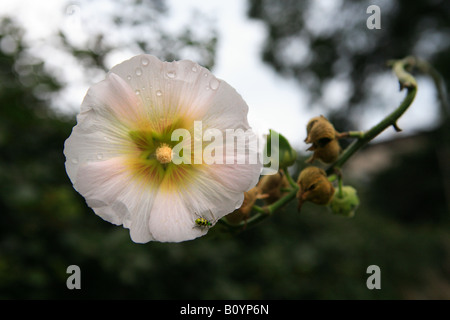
247;0;450;129
0;16;77;298
57;0;217;79
0;0;219;298
364;129;450;224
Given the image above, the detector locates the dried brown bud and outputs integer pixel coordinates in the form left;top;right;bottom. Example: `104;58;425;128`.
306;138;341;164
258;170;290;204
296;166;335;212
305;115;336;145
304;115;341;164
240;186;262;216
225;186;262;225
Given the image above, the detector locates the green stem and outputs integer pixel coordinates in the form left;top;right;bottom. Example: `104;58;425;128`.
326;57;418;175
337;131;365;139
222;187;298;230
327;174;338;182
252;204;268;215
284;167;298;189
265;187;298;213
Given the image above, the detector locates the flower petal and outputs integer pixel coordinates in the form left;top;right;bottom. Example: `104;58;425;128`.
209;162;261;195
107;54;253;139
74;158;158;243
110;54;219;125
148;189;207;242
64;72;146;184
64;129;136;185
78;72;147;133
202;131;262;191
148;164;251;242
200;80;251;131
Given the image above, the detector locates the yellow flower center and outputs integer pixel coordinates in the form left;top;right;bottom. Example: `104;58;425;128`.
156;144;172;164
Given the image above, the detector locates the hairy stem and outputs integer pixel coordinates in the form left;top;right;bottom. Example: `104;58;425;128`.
326;57;418;175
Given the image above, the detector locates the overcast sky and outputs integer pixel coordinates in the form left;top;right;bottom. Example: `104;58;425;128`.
0;0;440;149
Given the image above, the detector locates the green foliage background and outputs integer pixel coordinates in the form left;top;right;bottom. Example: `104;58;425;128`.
0;0;449;299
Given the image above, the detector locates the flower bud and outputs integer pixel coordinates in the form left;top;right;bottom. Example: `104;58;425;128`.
296;166;335;212
328;185;360;218
258;170;290;204
306;138;341;164
304;116;341;164
305;115;336;145
225;185;262;225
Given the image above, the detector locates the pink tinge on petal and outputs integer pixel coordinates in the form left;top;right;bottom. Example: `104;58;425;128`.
74;157;157;243
64;73;144;185
110;54;223;123
64;128;137;185
79;71;147;133
94;72;146;126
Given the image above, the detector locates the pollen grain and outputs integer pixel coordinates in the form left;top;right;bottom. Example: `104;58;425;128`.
156;144;173;164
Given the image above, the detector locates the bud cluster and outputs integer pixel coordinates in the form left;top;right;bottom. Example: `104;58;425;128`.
225;129;298;225
225;170;290;225
297;116;360;217
226;117;361;226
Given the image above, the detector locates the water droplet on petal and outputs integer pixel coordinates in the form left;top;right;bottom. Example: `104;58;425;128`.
156;90;162;97
97;153;103;160
135;68;143;76
141;57;149;66
135;89;141;95
191;66;198;72
203;73;208;78
127;75;132;80
167;71;176;79
71;158;78;164
209;78;220;90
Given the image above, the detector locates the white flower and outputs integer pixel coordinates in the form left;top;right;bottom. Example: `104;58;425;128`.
64;54;261;243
